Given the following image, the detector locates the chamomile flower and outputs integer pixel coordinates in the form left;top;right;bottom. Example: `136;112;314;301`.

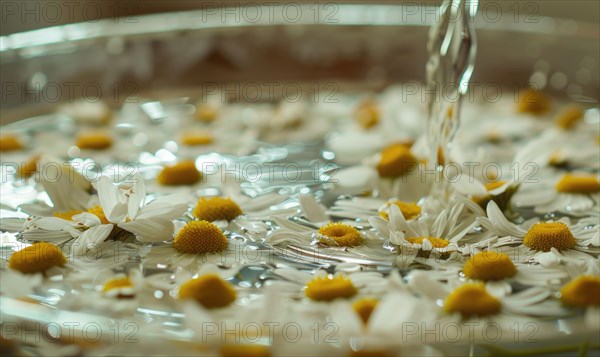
369;196;485;267
365;143;432;201
327;196;426;225
512;171;600;215
452;174;520;212
478;201;599;266
93;174;188;243
407;272;565;342
267;268;389;301
420;251;572;296
143;220;248;272
265;195;393;265
559;274;600;329
178;264;283;346
330;292;440;355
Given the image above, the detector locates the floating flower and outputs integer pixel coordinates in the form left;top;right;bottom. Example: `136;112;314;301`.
513;172;600;215
265;195;392;266
408;272;565;339
478;201;599;266
369;196;485;267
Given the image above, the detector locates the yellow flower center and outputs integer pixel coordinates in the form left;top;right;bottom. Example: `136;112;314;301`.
405;237;449;248
472;181;507;204
18;154;41;178
380;201;421;221
102;277;133;292
0;135;23;152
376;143;418;178
484;180;506;191
555;174;600;193
220;344;271;357
444;283;501;318
192;197;243;222
353;298;379;325
181;132;214;146
305;275;357;302
523;222;576;252
75;133;113;150
436;145;446;166
173;221;228;254
317;223;363;247
549;152;566;167
157;160;202;186
517;88;550;115
355;101;379;130
463;252;517;281
9;242;67;274
54;210;84;221
86;205;110;224
178;273;236;309
196;104;218;122
560;275;600;307
556;105;583;129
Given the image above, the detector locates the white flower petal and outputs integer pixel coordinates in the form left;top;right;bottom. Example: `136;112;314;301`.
127;174;146;220
299;195;328;223
118;218;175;243
72;224;113;256
34;217;72;231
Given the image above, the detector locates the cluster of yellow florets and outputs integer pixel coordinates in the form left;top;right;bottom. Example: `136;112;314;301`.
305;275;357;302
379;201;421;220
405;236;449;249
75;132;113;150
560;275;600;307
444;283;501;318
178;273;236;309
173;221;228;254
555;174;600;194
376;143;418;178
317;223;363;247
9;242;67;274
463;252;517;281
523;222;576;252
193;197;243;222
157;161;202;186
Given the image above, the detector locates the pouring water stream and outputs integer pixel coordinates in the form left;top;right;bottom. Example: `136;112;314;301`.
426;0;478;198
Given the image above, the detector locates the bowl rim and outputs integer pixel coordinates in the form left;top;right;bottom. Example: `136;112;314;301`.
1;3;598;56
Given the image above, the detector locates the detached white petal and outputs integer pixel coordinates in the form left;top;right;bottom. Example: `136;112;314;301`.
486;201;526;237
453;175;488;196
118;218;175;243
72;224;113;256
136;197;188;220
299;194;328;223
72;212;101;227
95;176;127;223
33;217;72;231
126;174;146;220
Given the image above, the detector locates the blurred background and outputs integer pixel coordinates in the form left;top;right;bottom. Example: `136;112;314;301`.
1;0;598;124
2;0;599;35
